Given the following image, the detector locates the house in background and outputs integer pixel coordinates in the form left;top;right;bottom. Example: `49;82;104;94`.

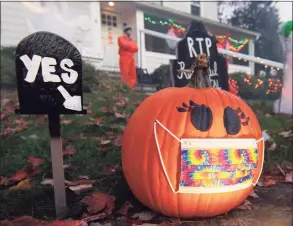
1;1;260;75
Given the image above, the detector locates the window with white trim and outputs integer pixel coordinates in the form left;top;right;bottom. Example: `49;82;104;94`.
101;13;117;28
191;1;201;17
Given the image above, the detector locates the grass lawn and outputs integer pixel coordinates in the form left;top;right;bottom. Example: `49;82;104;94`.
0;89;292;222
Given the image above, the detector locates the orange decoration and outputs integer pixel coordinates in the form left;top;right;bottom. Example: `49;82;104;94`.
122;83;264;217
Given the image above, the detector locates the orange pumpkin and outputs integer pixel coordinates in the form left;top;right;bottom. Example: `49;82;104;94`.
122;86;264;218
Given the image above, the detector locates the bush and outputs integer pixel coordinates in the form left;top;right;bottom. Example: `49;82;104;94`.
0;46;129;93
229;72;282;101
1;46;17;89
150;64;172;91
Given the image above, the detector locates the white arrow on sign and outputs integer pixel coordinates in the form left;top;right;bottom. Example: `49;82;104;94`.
57;85;82;111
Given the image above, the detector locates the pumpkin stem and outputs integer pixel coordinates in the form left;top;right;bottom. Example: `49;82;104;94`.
182;54;211;88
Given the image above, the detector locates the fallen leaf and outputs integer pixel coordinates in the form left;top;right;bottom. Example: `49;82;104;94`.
81;192;108;214
9;170;29;182
285;171;293;183
63;145;77;155
114;112;126;119
279;130;292;138
27;156;44;167
0;177;10;186
63;164;72;169
275;164;286;176
237;199;252;210
10;216;43;226
1;113;8;121
61;120;73;125
115;99;127;107
92;136;102;141
267;142;277;151
113;135;122;146
47;220;88;226
93;117;102;126
69;184;93;194
41;179;54;186
82;213;107;223
132;210;157;221
265;113;272;118
283;162;293;171
249;190;260;198
100;147;110;152
116;201;133;215
79;175;90;180
9;179;32;190
102;165;120;175
106;131;114;136
65;179;95;186
100;140;111;145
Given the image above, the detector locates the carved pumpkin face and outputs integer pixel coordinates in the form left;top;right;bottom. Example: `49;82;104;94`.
122;87;264;218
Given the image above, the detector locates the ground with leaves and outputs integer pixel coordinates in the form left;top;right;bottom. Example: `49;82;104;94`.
1;89;292;226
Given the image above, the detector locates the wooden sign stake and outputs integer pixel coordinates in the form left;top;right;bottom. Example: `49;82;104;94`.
48;113;67;217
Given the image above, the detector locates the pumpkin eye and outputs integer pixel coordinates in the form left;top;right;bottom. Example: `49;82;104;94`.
177;100;213;132
190;104;213;132
223;107;241;135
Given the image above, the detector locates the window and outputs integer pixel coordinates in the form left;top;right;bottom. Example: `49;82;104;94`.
101;13;117;27
191;1;201;17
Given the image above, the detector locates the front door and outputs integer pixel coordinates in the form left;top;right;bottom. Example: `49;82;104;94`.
101;10;122;70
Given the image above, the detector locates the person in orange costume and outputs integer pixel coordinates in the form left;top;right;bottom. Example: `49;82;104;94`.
118;23;138;89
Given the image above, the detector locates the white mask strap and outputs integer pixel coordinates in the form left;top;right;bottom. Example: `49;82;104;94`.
154;120;179;193
252;137;265;187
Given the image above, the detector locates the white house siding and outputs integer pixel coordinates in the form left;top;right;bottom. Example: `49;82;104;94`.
1;2;103;66
1;2;31;46
200;0;219;22
162;1;191;14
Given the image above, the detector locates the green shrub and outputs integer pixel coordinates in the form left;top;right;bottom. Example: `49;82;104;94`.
150;64;172;91
1;46;17;89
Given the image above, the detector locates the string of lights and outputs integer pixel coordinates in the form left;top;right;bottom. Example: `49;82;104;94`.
144;16;249;51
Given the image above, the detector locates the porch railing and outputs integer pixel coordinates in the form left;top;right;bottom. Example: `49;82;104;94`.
139;29;284;70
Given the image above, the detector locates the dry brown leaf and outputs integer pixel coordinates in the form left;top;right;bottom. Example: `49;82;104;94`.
1;113;8;121
132;210;157;221
285;171;293;183
81;192;108;213
47;220;88;226
237;199;252;210
114;112;126;119
93;117;102;126
249;190;260;198
9;179;32;190
69;184;93;194
82;213;107;223
9;216;43;226
268;142;277;151
41;179;54;186
100;140;111;145
61;120;73;125
116;201;133;215
27;156;44;167
0;177;10;186
63;145;77;155
113;135;122;147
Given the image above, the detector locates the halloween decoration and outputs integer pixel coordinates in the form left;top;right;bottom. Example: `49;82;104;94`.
15;31;87;217
170;21;229;90
122;54;264;218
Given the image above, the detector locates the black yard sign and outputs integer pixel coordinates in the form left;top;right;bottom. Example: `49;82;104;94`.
14;31;87;217
15;31;86;115
171;22;229;90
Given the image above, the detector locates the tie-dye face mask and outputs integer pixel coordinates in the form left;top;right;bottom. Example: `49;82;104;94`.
154;120;264;194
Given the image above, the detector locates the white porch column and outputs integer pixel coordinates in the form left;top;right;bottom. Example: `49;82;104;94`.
90;2;103;59
249;39;255;75
136;10;145;68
